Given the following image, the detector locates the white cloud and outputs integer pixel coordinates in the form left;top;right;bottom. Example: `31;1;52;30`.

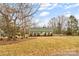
63;11;79;19
65;5;72;9
63;11;72;17
39;3;79;11
75;15;79;19
38;23;44;27
32;19;40;24
39;12;50;16
65;13;72;17
38;19;49;27
63;11;79;20
39;7;46;10
65;4;79;9
34;19;40;23
39;3;52;11
48;4;58;10
39;3;58;11
73;4;79;7
40;3;52;7
32;19;40;27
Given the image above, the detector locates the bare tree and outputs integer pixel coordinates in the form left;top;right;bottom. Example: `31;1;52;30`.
0;3;17;40
15;3;40;38
48;15;67;34
0;3;40;40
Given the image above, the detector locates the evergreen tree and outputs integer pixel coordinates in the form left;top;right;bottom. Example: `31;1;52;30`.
67;15;78;35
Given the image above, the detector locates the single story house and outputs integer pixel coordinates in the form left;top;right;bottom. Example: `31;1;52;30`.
29;28;53;36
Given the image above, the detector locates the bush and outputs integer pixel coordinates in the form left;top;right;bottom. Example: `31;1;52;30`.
44;32;46;36
37;33;40;36
0;38;3;41
29;33;32;36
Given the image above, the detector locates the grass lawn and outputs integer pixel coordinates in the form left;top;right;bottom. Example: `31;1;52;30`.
0;36;79;56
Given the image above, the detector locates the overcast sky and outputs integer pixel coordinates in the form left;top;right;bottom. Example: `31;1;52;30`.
33;3;79;27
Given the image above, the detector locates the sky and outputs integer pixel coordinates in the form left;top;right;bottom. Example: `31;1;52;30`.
33;3;79;27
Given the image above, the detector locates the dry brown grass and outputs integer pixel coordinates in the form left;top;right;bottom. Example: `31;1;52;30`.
0;36;79;56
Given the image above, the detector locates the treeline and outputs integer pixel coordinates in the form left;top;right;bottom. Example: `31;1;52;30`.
48;15;79;35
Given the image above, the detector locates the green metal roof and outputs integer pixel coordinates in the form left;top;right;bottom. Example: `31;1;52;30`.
29;28;53;32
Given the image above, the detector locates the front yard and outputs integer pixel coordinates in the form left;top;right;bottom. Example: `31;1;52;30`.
0;36;79;56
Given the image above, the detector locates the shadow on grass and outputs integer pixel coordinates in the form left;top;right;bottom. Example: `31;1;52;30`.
0;37;37;45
